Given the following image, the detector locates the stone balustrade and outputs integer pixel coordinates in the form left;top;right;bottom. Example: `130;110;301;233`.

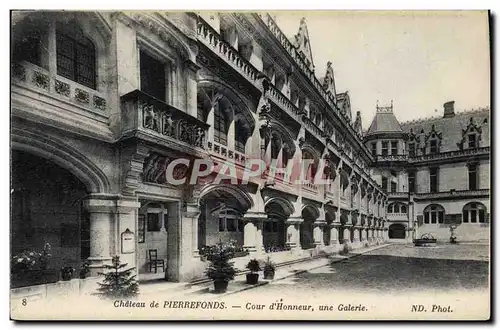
120;90;209;149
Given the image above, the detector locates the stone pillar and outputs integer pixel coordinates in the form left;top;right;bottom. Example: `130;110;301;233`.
342;226;351;244
243;220;257;252
184;59;201;118
286;218;303;253
313;221;324;247
330;224;341;250
360;226;366;243
83;196;140;276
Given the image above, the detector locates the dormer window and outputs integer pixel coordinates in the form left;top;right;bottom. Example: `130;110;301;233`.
430;140;439;154
408;142;416;157
468;134;478;149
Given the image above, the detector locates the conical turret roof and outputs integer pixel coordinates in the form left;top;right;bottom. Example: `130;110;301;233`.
366;102;402;135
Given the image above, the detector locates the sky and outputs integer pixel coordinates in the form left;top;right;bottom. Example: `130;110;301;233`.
270;11;490;129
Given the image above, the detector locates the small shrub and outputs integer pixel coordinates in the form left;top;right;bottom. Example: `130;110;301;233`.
246;259;261;274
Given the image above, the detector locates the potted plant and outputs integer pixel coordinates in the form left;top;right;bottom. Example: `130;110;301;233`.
263;257;276;280
245;259;261;284
79;261;91;279
61;266;75;281
10;243;58;288
205;241;238;293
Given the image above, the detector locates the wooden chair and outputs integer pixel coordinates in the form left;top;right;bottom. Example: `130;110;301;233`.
148;249;165;273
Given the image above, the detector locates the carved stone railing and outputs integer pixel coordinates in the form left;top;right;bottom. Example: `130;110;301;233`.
388;192;409;199
12;61;107;113
414;189;489;200
387;213;408;222
196;17;259;84
120;90;209;149
409;147;490;163
376;154;409;162
258;13;373;160
207;141;247;165
302;181;319;193
267;83;303;120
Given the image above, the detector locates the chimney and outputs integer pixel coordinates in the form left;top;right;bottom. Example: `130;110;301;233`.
443;101;455;118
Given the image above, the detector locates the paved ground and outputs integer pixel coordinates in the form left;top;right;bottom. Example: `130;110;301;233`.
224;243;489;298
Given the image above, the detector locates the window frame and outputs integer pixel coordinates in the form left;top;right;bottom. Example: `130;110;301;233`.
56;29;97;90
429;167;439;193
391;141;398;155
214;104;228;146
381;141;389;156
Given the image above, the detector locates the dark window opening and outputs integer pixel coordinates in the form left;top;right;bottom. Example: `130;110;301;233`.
408;170;416;193
140;50;166;101
408;143;416;157
147;213;161;232
214;106;228;145
391;141;398;155
429;167;438;193
468;164;478;190
390;181;397;192
371;142;377;156
382;177;388;192
468;134;477;149
13;29;42;66
56;30;96;89
382;142;388;156
430;140;438;154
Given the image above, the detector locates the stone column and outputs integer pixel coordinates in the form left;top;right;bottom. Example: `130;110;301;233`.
243;220;257;252
184;59;201;118
286;218;303;253
83;196;140;276
330;224;340;248
313;221;324;247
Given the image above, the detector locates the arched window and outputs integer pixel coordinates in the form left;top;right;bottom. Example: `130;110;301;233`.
56;21;96;89
235;121;247;153
401;204;407;213
423;204;445;224
214;105;228;145
462;202;487;223
271;134;282;160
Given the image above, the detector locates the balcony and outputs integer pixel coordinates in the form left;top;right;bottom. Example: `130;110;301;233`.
376;154;409;163
409;147;490;163
414;189;489;200
196;17;259;86
12;61;108;116
258;13;372;158
388;192;410;199
120;90;209;152
387;213;408;222
208;141;247;166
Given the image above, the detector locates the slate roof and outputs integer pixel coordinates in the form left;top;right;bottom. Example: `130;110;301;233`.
400;108;490;153
366;111;403;134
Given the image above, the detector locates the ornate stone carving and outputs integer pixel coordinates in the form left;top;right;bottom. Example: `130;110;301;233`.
55;80;71;97
75;88;90;104
122;144;150;196
93;95;106;111
32;71;49;90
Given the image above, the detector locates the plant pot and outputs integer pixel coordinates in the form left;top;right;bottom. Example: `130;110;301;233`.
246;273;259;285
61;270;74;281
213;280;229;293
263;270;275;280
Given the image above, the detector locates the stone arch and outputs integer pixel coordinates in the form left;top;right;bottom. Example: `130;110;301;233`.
11;127;110;194
301;204;320;220
133;13;197;62
387;201;408;214
199;184;254;211
389;223;406;239
264;197;295;218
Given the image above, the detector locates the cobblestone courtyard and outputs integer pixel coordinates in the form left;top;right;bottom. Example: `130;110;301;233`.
229;243;490;298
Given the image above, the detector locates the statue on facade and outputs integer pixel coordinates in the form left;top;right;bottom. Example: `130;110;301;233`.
322;61;335;93
195;127;205;148
143;103;159;132
162;111;174;137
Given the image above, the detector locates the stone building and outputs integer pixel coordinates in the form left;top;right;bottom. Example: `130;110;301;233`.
10;11;489;295
365;101;490;242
